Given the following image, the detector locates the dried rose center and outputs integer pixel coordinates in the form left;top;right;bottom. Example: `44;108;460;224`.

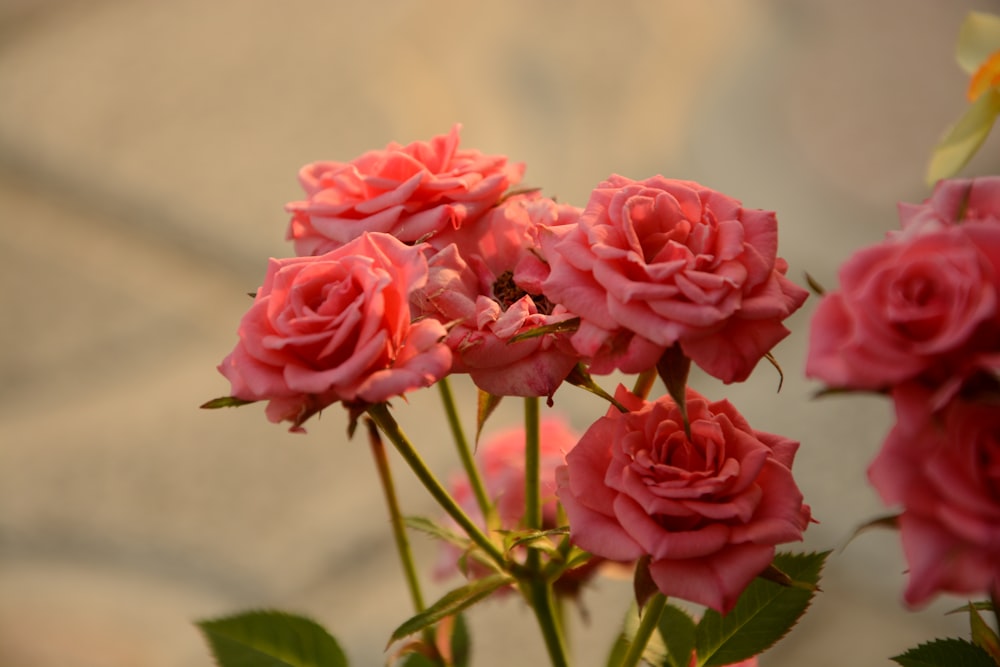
493;270;554;315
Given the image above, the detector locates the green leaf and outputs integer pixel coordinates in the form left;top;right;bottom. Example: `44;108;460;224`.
197;610;348;667
969;604;1000;664
957;11;1000;74
694;551;829;667
201;396;256;409
659;604;698;667
892;638;997;667
927;88;1000;185
449;613;471;667
475;390;503;445
389;574;514;646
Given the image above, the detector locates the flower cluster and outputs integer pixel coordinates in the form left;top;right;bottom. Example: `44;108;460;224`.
201;11;1000;664
806;176;1000;606
208;125;814;664
219;124;808;424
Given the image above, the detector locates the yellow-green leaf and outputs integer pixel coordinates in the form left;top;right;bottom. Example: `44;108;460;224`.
927;88;1000;185
958;11;1000;74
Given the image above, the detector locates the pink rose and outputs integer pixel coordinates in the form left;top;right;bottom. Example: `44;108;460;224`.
868;383;1000;606
806;227;998;390
898;176;1000;232
415;192;583;398
285;125;525;256
542;175;808;382
217;233;451;431
557;386;811;613
438;417;601;595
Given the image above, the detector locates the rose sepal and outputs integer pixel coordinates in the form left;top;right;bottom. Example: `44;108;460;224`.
200;396;256;409
969;603;1000;664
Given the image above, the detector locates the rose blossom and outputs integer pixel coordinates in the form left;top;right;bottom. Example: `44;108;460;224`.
285;125;525;256
414;191;583;398
542;175;808;382
557;386;811;614
868;383;1000;606
898;176;1000;233
437;417;601;596
217;232;451;431
805;225;999;391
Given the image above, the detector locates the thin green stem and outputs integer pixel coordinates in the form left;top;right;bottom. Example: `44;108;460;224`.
519;396;571;667
524;579;571;667
438;378;496;527
366;418;426;613
618;594;668;667
632;369;657;400
524;396;542;532
367;402;506;569
364;418;436;652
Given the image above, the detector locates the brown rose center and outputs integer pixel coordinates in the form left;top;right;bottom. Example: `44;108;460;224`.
493;270;554;315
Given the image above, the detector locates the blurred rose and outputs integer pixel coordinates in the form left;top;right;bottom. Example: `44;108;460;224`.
868;384;1000;606
542;175;807;382
806;226;998;391
285;125;524;255
438;417;601;595
557;386;811;613
898;176;1000;232
415;192;583;398
217;233;451;431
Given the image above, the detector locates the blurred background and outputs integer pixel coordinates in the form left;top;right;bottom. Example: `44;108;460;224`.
2;1;999;665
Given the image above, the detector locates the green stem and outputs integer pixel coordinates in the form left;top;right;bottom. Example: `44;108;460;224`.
524;396;542;532
632;369;657;400
367;402;506;569
524;579;571;667
364;418;436;650
438;378;496;527
520;396;571;667
366;418;426;613
618;594;668;667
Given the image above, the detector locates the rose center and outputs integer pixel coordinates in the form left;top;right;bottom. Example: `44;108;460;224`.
492;270;554;314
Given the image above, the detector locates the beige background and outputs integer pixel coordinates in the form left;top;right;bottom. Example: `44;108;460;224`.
2;1;999;665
